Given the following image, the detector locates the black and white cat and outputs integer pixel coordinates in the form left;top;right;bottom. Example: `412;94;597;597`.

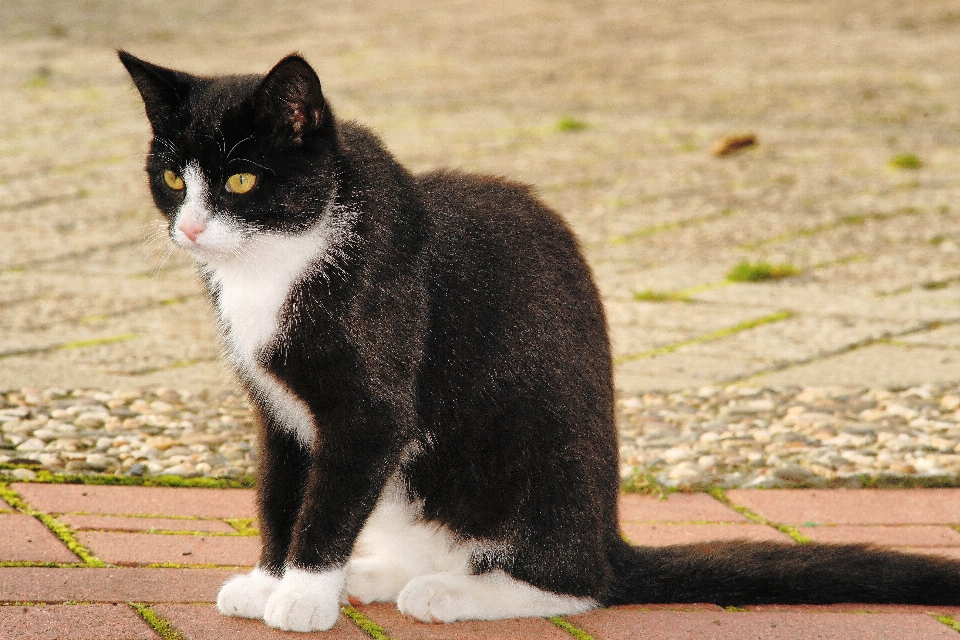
119;51;960;632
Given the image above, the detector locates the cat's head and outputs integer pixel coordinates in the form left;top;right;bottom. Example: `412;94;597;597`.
119;51;339;265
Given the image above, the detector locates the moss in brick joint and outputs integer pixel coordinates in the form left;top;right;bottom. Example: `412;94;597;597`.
707;487;811;544
130;603;188;640
0;483;107;567
225;518;259;536
342;605;394;639
1;469;256;489
935;614;960;633
549;616;595;640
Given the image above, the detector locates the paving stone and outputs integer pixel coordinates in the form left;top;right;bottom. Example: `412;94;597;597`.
74;531;259;566
60;514;237;534
0;497;13;511
152;603;369;640
357;602;571;640
619;493;747;523
0;514;78;563
621;522;792;546
799;525;960;547
567;608;958;640
727;489;960;525
0;603;158;640
744;604;960;615
897;547;960;561
0;567;236;603
12;484;256;519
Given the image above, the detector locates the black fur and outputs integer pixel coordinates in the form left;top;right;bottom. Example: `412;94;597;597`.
120;50;960;612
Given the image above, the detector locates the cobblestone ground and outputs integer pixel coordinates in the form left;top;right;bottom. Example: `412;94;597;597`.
2;4;960;441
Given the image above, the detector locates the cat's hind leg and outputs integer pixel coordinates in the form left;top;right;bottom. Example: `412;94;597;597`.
396;570;597;623
345;479;473;605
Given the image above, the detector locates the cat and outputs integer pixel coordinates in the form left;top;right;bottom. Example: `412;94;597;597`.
119;50;960;632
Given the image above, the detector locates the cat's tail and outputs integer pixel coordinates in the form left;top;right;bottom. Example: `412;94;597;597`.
605;537;960;606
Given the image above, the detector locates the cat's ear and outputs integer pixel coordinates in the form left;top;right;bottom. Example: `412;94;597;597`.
255;54;331;146
118;50;192;131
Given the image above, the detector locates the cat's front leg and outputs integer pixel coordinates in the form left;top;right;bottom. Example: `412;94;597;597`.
262;408;399;632
218;422;311;620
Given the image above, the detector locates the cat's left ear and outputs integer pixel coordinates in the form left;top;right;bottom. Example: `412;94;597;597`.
255;55;332;146
118;50;193;132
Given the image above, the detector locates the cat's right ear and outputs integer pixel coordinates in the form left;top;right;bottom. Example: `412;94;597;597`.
118;50;192;132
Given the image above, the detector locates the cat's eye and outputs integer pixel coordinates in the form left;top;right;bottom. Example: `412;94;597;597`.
226;173;257;194
163;170;185;191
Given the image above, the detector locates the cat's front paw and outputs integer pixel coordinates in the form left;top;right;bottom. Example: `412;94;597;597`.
262;566;345;632
397;574;478;623
216;567;281;619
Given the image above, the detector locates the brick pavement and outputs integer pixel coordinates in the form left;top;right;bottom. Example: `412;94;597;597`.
1;482;958;638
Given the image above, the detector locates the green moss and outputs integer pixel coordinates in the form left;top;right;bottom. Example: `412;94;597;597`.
632;289;692;303
342;605;394;639
549;616;595;640
620;472;674;498
609;208;735;245
708;487;811;543
0;484;106;566
726;261;799;283
557;116;587;132
935;614;960;632
130;603;188;640
6;470;255;489
225;518;260;536
889;153;922;170
615;310;794;364
724;606;748;612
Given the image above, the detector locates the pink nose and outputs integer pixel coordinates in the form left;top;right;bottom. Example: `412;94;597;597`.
178;220;206;243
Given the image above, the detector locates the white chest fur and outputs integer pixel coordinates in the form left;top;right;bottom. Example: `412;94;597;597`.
206;222;339;450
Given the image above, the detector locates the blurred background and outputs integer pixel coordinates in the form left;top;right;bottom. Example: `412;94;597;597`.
2;0;960;396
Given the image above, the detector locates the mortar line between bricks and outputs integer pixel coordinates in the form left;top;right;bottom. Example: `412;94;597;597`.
720;317;960;385
935;614;960;634
0;482;107;567
0;333;140;361
706;487;811;543
130;602;188;640
342;605;395;640
614;310;795;364
550;616;595;640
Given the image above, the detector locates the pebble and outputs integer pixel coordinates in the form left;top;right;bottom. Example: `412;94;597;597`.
618;383;960;488
0;388;257;480
3;384;960;490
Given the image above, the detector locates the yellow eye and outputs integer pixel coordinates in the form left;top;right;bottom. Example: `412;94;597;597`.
226;173;257;194
163;170;184;190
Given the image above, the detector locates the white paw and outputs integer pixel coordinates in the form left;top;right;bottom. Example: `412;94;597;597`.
397;574;478;623
345;558;410;605
216;567;281;619
262;566;345;632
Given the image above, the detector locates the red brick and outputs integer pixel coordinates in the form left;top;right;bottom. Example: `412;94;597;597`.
358;602;571;640
0;514;78;563
800;524;960;546
744;603;960;615
0;567;237;603
152;603;369;640
897;547;960;561
727;488;960;525
0;603;157;640
619;493;747;523
621;522;792;546
61;514;237;534
74;531;259;566
0;497;13;511
12;483;256;519
568;608;958;640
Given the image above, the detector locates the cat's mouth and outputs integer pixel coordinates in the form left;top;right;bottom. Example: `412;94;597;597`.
172;217;248;264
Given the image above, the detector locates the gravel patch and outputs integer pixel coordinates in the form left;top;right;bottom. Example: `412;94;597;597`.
0;388;256;481
618;384;960;489
2;385;959;490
